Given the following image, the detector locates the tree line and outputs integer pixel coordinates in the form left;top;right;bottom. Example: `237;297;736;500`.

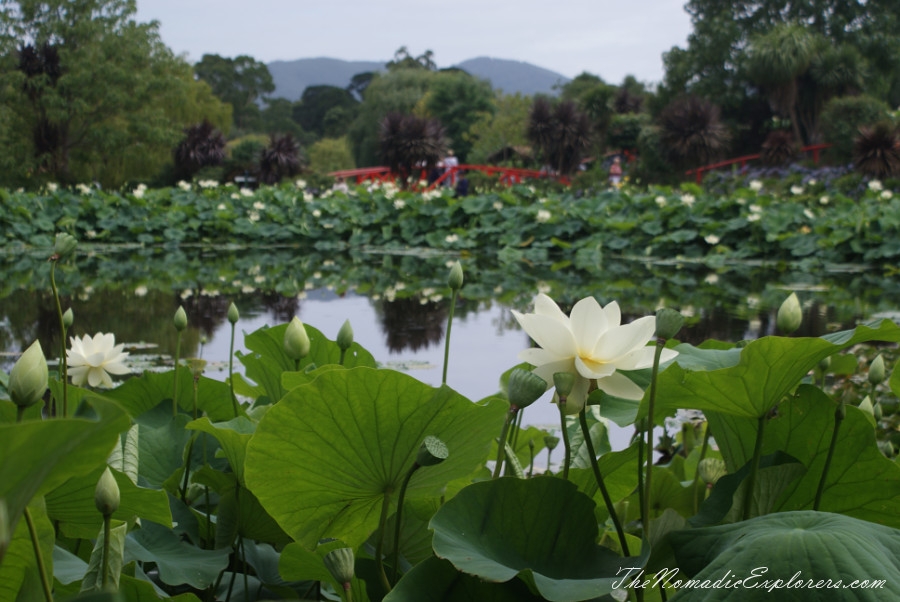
0;0;898;191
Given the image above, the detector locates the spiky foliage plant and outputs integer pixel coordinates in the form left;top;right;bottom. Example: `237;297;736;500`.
379;112;446;188
259;133;302;184
853;121;900;179
760;130;799;166
526;99;592;175
657;96;730;168
173;120;226;180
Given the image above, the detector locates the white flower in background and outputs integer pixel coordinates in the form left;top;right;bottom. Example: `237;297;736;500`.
680;193;695;207
134;285;148;297
512;294;678;414
704;273;719;285
230;193;240;200
393;199;406;210
819;196;829;205
655;196;667;207
790;185;804;195
303;192;314;202
313;271;322;279
46;182;58;192
67;333;130;388
704;234;720;245
493;201;503;211
180;288;193;299
808;179;817;186
747;213;761;223
749;180;763;192
527;185;536;194
881;190;893;200
539;197;549;204
323;259;335;267
735;197;747;205
536;209;552;222
133;184;146;198
312;209;322;218
323;223;334;229
248;211;260;222
241;285;255;293
177;181;191;191
198;180;218;189
869;180;883;192
322;189;333;198
295;179;307;189
749;204;763;214
219;202;229;210
252;201;265;210
804;208;815;219
86;230;97;239
254;275;265;283
76;183;92;195
537;281;552;295
239;187;253;197
445;234;459;243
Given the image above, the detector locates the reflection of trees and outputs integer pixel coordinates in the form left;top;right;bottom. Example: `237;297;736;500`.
259;293;299;324
378;297;447;353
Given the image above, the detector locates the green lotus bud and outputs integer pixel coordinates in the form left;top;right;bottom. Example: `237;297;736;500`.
874;401;883;422
868;354;886;385
416;436;449;467
877;440;894;458
174;306;188;332
552;371;576;399
697;458;727;485
508;368;547;409
655;308;685;340
858;396;874;418
0;499;8;565
336;319;354;351
94;467;120;516
9;341;48;409
52;232;77;259
776;292;802;334
447;261;464;291
284;317;311;360
227;302;240;324
323;547;355;584
63;307;74;328
543;435;560;451
818;355;831;372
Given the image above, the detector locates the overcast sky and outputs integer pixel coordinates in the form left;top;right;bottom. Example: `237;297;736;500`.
134;0;694;85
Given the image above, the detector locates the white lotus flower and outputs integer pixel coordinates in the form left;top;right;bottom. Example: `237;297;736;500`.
67;333;130;388
512;294;677;414
868;180;883;192
749;180;763;192
536;209;552;223
704;234;720;245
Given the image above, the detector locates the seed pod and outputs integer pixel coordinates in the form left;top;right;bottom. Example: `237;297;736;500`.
552;371;576;399
323;547;355;584
227;302;240;324
94;467;120;516
508;368;547;409
336;319;354;351
697;458;727;485
543;435;560;451
284;317;311;360
416;436;449;467
52;232;78;258
174;306;188;332
655;308;685;340
9;341;48;409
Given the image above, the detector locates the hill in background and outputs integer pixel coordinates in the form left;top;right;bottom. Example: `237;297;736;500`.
267;56;569;101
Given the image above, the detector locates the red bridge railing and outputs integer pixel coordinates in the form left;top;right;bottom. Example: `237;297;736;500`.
685;144;832;184
329;164;568;189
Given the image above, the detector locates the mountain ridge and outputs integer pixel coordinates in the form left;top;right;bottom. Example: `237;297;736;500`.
267;56;570;101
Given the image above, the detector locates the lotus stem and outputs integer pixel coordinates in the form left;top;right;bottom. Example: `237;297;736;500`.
229;321;238;417
101;513;111;589
441;288;458;385
528;442;535;478
510;409;524;452
558;400;571;480
636;417;646;536
642;339;666;540
578;407;630;556
173;331;182;417
375;490;393;593
742;414;767;521
691;423;711;514
24;507;53;602
389;463;420;584
545;445;554;473
241;537;249;602
814;402;844;511
492;407;517;478
180;435;196;503
49;261;68;417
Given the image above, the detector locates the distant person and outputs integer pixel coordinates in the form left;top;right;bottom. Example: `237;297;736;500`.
443;150;459;187
332;176;349;193
455;170;469;197
608;156;623;186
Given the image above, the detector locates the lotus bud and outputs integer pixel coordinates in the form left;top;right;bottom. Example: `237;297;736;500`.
94;467;120;516
227;302;240;324
9;341;48;409
655;308;685;340
868;354;885;385
776;292;802;334
877;440;894;457
0;499;8;564
818;355;831;372
543;435;560;451
52;232;77;259
697;458;727;485
416;436;449;467
552;371;575;399
507;368;547;410
336;319;354;351
323;547;355;585
874;402;883;421
174;306;188;332
447;261;464;291
284;317;311;360
858;396;874;418
63;307;74;328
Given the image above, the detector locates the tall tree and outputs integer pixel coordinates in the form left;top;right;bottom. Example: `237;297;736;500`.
0;0;231;187
194;53;275;131
423;70;493;161
292;85;357;139
527;98;592;175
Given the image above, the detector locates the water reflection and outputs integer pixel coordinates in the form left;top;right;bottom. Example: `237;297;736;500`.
378;297;448;352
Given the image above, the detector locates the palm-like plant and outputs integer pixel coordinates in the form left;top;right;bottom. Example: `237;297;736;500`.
526;99;592;175
760;130;799;166
379;112;446;188
657;96;729;168
259;133;302;184
173;120;226;180
853;122;900;179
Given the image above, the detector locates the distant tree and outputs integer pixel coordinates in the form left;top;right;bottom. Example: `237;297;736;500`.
527;98;592;175
308;137;355;174
259;98;306;140
820;95;892;163
173;120;226;180
466;92;530;164
292;85;357;138
194;53;275;130
259;133;302;184
379;112;446;188
347;71;375;101
423;71;493;161
612;75;646;114
853;122;900;179
387;46;437;71
657;95;729;168
759;130;798;166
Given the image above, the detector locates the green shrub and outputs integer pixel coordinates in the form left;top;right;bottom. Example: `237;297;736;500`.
821;95;892;164
308;137;356;175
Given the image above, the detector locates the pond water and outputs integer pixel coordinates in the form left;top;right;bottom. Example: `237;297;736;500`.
2;246;898;438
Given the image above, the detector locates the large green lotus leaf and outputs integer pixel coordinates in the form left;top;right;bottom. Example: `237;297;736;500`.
124;520;229;589
279;540;371;601
244;367;506;551
668;511;900;600
46;466;172;539
80;522;127;593
134;409;193;489
105;369;237;422
654;319;900;419
0;499;54;602
708;385;900;527
235;323;377;404
385;556;549;602
54;544;89;585
569;443;640;512
430;477;647;602
567;408;612;470
186;416;255;484
0;396;130;532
